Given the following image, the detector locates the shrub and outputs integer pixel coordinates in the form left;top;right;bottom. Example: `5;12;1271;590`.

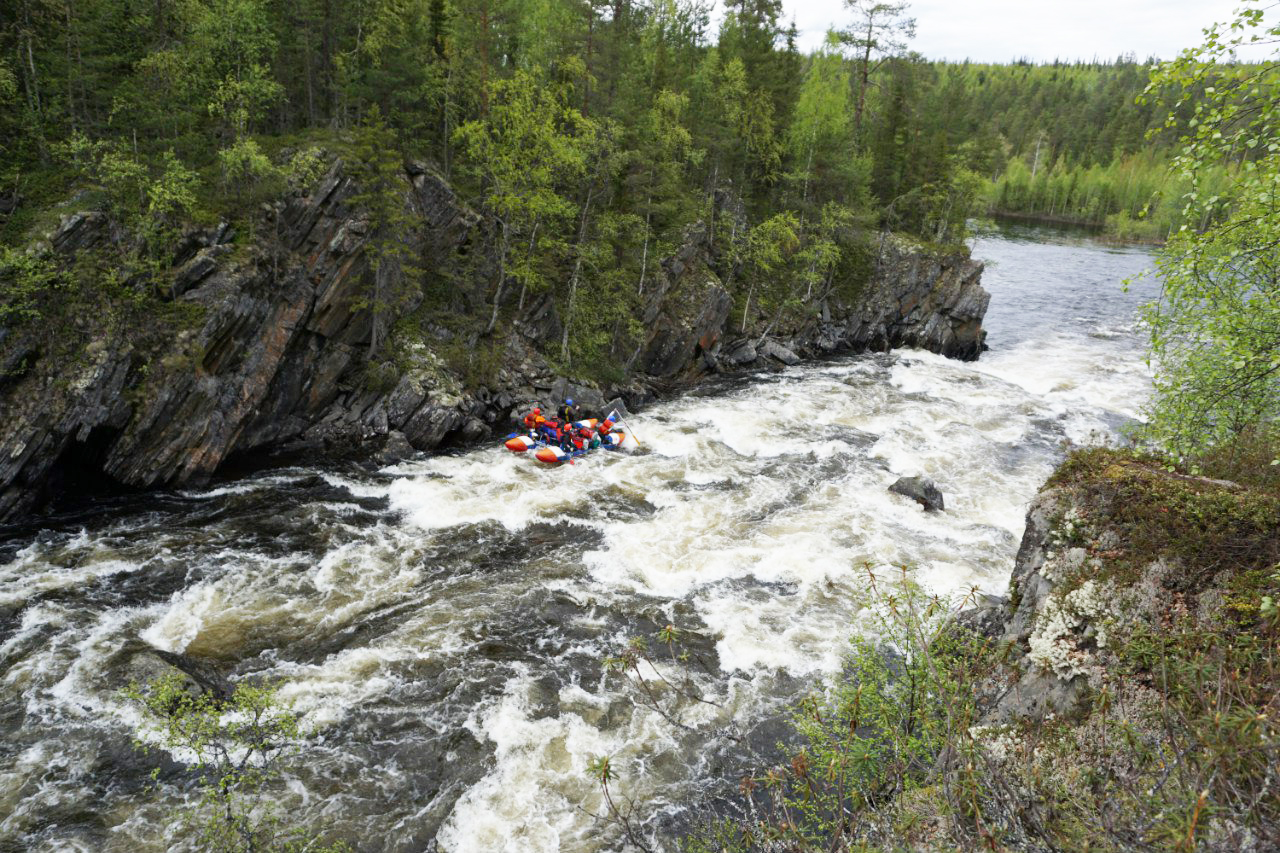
125;674;348;853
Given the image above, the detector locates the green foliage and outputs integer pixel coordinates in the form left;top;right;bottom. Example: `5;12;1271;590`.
348;109;421;359
733;210;797;332
730;203;870;335
675;573;992;852
1137;4;1280;463
217;138;279;199
197;0;285;138
283;146;330;192
0;247;60;326
786;34;854;214
124;674;348;853
454;66;594;335
1195;424;1280;492
631;89;701;296
60;134;199;253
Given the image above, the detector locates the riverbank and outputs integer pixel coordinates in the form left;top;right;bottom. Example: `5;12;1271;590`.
986;209;1168;246
0;156;988;528
683;445;1280;850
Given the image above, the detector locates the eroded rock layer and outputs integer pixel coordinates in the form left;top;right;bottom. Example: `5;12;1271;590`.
0;163;988;525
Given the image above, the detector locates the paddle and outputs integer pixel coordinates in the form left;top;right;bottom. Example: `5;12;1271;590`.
608;409;643;450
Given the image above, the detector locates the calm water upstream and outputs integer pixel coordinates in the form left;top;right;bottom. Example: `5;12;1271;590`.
0;224;1158;852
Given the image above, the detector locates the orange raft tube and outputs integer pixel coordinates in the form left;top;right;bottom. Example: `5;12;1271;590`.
505;420;597;453
532;430;627;465
504;435;537;452
503;418;627;465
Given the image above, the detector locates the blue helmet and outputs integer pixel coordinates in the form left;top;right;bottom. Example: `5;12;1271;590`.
566;398;574;405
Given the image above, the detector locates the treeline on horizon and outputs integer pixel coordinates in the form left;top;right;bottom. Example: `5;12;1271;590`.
933;59;1233;237
0;0;1243;373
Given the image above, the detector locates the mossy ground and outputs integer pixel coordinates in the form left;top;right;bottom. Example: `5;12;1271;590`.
1046;446;1280;593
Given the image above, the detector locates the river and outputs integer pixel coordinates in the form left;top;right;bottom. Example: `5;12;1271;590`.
0;224;1158;852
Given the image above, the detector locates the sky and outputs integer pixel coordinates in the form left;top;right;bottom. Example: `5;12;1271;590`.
761;0;1253;62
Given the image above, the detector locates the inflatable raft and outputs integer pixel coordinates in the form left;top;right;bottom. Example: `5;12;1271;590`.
503;418;628;465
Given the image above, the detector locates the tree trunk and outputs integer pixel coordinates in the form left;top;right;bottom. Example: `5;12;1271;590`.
801;130;815;211
854;21;873;140
442;64;453;178
486;220;509;335
19;2;48;160
561;187;596;363
304;19;317;126
480;0;491;115
707;162;718;249
64;1;77;131
636;189;652;295
583;3;594;116
518;217;539;311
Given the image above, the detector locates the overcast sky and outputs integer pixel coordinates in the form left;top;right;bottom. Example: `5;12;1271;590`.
758;0;1251;62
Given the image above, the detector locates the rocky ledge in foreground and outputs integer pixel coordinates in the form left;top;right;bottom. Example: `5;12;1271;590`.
943;448;1280;849
0;160;986;526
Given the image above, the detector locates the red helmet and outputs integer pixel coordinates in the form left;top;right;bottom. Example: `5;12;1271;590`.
533;407;541;414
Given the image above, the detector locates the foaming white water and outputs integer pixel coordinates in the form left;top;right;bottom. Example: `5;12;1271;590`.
438;671;640;852
0;531;143;608
0;229;1157;852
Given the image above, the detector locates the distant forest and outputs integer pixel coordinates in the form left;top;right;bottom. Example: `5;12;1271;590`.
1;0;1226;234
0;0;1242;370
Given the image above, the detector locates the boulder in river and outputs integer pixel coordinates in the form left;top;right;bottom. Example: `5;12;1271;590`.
889;475;945;511
720;339;758;366
375;430;416;464
758;339;800;365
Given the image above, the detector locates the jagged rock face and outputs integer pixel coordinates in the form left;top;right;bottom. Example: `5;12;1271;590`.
804;235;987;363
0;161;499;524
636;229;734;378
638;231;989;379
0;174;990;526
956;488;1096;723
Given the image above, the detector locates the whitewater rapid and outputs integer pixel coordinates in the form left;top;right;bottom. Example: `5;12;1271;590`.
0;225;1157;851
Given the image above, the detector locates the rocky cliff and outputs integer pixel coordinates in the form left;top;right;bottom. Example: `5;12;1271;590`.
633;227;986;379
0;161;988;526
945;448;1280;849
963;450;1279;724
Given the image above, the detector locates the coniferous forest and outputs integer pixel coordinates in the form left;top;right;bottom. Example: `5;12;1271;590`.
0;0;1238;379
3;0;1219;245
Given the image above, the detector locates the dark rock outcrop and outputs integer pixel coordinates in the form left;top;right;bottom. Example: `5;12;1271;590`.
845;235;988;361
889;475;945;512
0;161;504;523
953;488;1095;723
637;230;988;381
0;169;990;526
635;228;734;378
